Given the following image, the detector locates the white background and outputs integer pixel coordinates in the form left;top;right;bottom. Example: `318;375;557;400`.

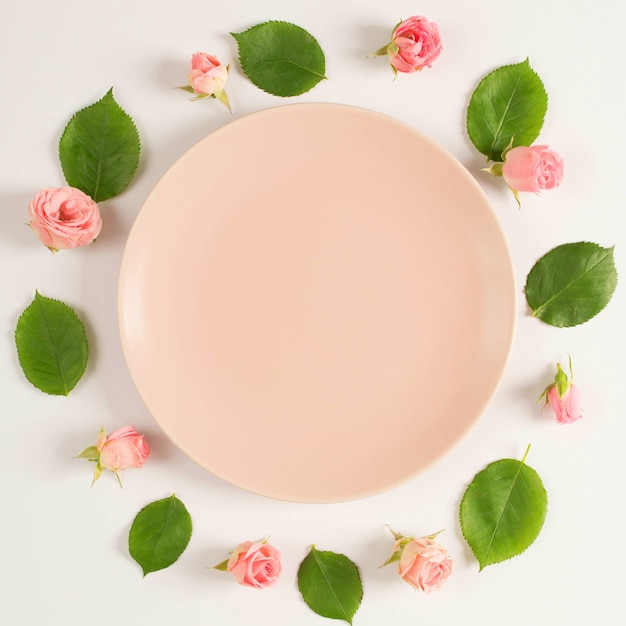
2;1;625;624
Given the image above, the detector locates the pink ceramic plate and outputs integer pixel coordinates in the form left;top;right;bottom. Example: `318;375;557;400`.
118;103;516;503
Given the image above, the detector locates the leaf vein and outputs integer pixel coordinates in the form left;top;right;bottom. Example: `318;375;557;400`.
312;552;351;621
482;463;525;560
488;71;525;159
36;296;68;394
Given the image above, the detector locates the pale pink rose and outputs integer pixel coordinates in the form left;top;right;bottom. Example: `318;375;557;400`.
547;383;582;424
75;426;150;486
386;16;442;73
227;540;282;588
28;186;102;251
188;52;229;96
396;536;453;593
502;145;564;193
97;426;150;472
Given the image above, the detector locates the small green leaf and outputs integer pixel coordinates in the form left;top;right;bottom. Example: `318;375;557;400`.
525;242;618;327
129;495;192;576
459;446;547;571
297;546;362;624
467;59;548;162
232;21;326;97
15;291;89;396
59;87;141;202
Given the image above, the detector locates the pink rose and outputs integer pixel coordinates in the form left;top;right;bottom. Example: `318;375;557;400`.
396;537;453;592
182;52;231;111
97;426;151;472
375;16;442;74
382;528;452;592
75;426;150;486
547;383;582;424
540;359;582;424
502;145;564;193
225;540;282;588
28;186;102;251
188;52;228;95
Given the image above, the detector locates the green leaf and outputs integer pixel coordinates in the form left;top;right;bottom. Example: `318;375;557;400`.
59;87;141;202
467;59;548;162
14;291;89;396
297;546;362;624
128;494;192;576
459;446;548;571
232;21;326;97
525;242;618;327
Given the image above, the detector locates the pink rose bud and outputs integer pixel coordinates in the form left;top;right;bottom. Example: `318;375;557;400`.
539;359;582;424
180;52;231;111
502;145;564;193
28;186;102;252
214;540;282;588
382;528;452;593
373;16;442;75
75;426;150;486
547;383;582;425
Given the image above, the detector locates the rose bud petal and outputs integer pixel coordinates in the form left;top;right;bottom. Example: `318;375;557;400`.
502;145;564;193
214;540;282;588
180;52;231;111
373;16;442;75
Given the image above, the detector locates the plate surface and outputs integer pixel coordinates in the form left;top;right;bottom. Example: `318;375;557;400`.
118;103;516;503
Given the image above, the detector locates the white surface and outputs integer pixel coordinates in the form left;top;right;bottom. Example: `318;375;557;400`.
2;1;624;624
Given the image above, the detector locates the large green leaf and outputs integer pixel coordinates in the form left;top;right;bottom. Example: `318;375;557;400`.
14;291;88;396
525;242;617;327
232;21;326;97
459;447;547;571
59;88;141;202
129;495;192;576
467;59;548;162
297;546;362;624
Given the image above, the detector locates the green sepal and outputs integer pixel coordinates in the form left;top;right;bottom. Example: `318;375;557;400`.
214;89;231;112
372;44;390;57
380;549;402;568
212;558;229;572
75;445;99;462
386;525;404;541
554;363;570;399
92;463;104;486
484;161;504;177
539;357;573;404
